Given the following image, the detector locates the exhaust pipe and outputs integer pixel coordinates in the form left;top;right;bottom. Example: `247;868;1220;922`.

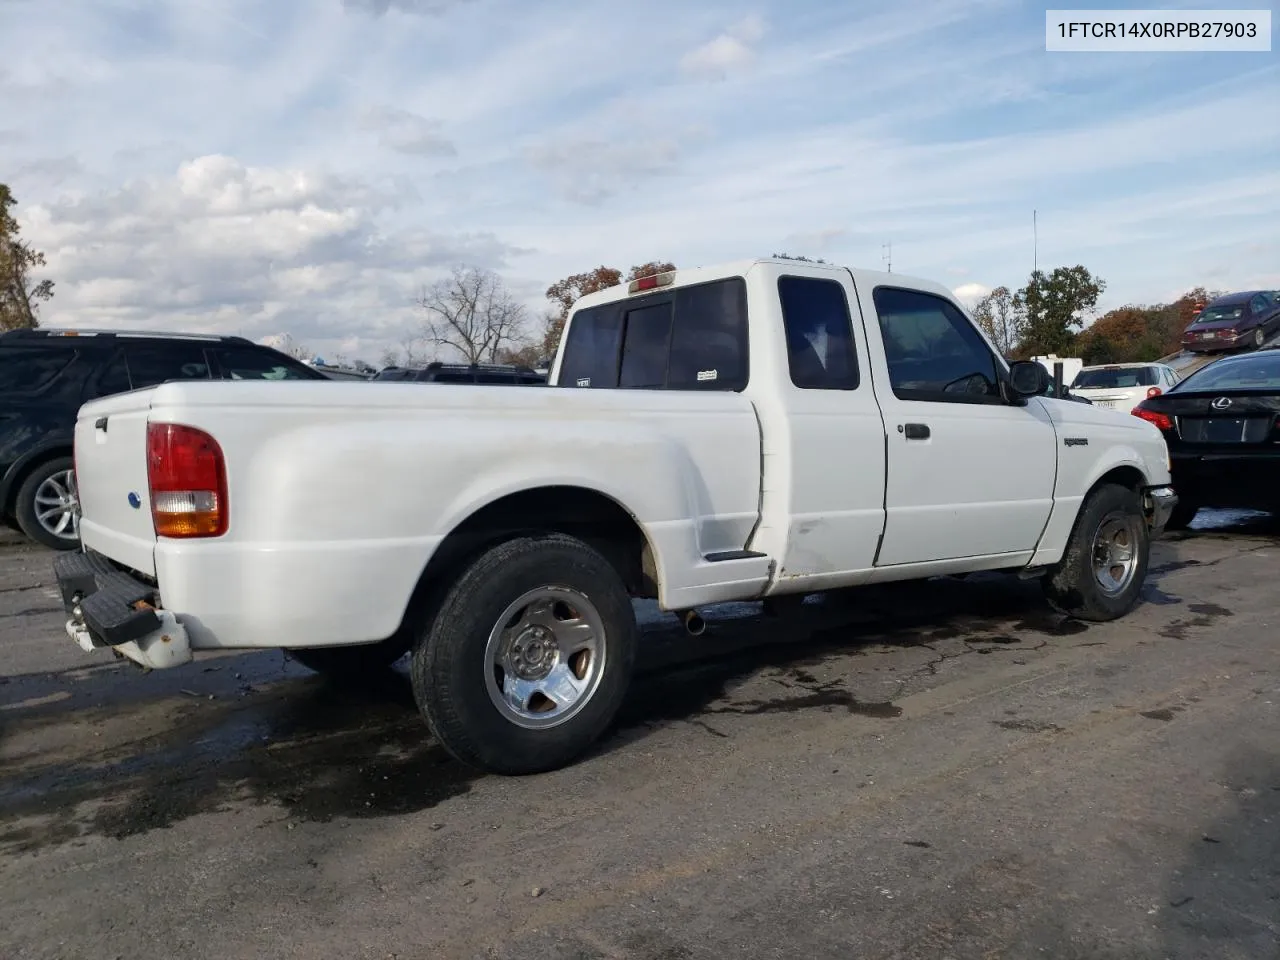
679;609;706;636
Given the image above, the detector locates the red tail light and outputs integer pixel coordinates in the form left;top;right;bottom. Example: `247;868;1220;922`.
1132;406;1173;432
146;423;228;538
1146;387;1162;398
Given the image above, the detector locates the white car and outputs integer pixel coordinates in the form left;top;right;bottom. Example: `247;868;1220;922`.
56;257;1177;775
1069;362;1181;412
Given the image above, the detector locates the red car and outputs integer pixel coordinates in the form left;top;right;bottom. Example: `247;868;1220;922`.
1180;290;1280;353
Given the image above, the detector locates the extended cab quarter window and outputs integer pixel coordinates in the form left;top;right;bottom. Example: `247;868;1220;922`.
778;276;859;390
872;287;1002;403
558;278;748;390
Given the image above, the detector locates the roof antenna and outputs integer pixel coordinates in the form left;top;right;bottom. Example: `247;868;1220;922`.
882;241;892;273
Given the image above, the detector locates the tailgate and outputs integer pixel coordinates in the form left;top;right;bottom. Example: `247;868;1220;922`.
75;389;158;577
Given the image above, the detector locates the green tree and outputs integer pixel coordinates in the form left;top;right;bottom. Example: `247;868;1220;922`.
1014;266;1105;357
542;261;675;358
0;184;54;330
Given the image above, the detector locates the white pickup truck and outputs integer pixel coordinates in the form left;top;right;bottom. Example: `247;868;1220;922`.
56;258;1177;774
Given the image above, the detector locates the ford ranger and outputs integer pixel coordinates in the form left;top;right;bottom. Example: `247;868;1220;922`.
54;258;1177;774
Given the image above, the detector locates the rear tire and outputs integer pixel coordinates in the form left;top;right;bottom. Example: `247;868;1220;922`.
410;533;638;775
14;457;80;551
1042;483;1149;622
1255;328;1266;349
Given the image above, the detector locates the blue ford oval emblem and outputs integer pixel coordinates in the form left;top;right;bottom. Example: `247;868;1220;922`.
127;492;142;509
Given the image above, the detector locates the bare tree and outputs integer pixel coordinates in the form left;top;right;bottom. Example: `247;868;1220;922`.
271;333;315;362
418;266;529;364
971;286;1023;357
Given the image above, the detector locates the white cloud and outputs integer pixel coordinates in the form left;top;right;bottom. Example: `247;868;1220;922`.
952;283;991;305
680;14;767;79
526;135;684;204
341;0;473;16
358;106;456;156
23;155;522;358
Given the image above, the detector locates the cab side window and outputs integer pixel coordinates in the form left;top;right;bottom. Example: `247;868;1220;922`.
872;287;1002;403
93;351;133;397
211;346;317;380
124;343;212;389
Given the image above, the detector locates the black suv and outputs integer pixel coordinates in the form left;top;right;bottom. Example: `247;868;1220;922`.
372;361;546;385
1;328;327;550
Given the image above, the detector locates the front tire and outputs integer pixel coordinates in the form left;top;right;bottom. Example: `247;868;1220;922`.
15;457;80;551
411;534;638;775
1042;483;1150;622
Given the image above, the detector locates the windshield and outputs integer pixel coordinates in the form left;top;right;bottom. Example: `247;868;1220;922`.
1194;304;1247;325
1073;367;1157;389
1174;353;1280;392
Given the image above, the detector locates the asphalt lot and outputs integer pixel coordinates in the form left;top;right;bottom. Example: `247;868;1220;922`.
1;518;1277;960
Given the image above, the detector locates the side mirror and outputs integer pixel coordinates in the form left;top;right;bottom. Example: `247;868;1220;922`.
1006;360;1050;400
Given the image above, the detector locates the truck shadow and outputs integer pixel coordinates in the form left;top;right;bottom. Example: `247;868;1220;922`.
0;571;1094;853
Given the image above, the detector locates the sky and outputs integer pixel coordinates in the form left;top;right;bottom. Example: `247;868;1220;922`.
1;0;1277;365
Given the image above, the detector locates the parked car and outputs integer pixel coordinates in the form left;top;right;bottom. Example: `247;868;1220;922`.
1132;348;1280;529
56;258;1176;775
373;362;546;384
1068;362;1181;411
1180;291;1280;353
0;328;326;549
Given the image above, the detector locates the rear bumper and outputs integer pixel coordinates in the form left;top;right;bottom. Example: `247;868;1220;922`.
52;550;192;669
1170;452;1280;510
1144;485;1178;536
1182;333;1246;353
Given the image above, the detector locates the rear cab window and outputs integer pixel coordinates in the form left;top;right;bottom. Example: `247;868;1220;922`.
1074;367;1159;389
558;277;748;390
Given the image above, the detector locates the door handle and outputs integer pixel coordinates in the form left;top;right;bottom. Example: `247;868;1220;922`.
903;423;930;440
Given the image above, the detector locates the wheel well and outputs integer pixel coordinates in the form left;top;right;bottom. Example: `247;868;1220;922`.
1093;465;1146;495
397;486;657;636
3;448;72;517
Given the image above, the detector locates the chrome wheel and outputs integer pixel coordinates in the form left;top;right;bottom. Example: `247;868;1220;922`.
34;469;79;541
1091;510;1141;597
484;586;606;730
1256;328;1266;348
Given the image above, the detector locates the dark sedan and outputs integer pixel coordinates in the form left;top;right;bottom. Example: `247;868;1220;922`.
1180;290;1280;354
1132;349;1280;529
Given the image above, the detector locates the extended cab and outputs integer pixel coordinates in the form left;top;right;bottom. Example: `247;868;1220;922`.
55;258;1177;774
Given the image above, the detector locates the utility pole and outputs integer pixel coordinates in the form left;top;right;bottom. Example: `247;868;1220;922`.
1033;209;1038;274
882;241;892;273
